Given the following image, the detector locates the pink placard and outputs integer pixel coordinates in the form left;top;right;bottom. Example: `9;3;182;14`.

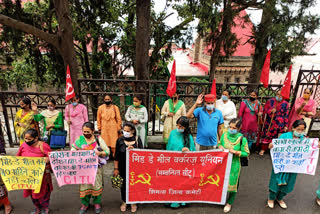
49;150;98;186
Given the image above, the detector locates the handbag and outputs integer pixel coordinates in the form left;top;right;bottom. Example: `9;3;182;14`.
239;136;248;167
111;174;123;189
49;130;67;149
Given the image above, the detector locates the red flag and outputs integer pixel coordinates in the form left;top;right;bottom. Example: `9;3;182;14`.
281;65;292;100
210;78;216;97
260;49;271;88
65;65;75;102
166;60;177;97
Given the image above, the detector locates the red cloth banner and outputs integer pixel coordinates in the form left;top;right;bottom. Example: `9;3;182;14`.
126;150;232;204
166;60;177;97
281;65;292;100
260;49;271;88
65;65;75;102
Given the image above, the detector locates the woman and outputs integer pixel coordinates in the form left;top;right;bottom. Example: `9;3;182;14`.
0;175;12;214
97;94;122;156
72;122;109;214
166;116;196;209
267;119;315;209
161;92;186;143
16;129;52;214
14;98;37;145
32;99;64;144
216;90;237;129
218;118;249;213
65;95;88;148
259;91;289;156
288;88;317;133
114;122;143;213
125;95;148;147
238;90;262;149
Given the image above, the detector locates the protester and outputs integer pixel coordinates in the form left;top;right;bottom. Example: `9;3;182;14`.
32;99;64;144
125;94;148;147
259;91;289;155
166;116;195;208
161;92;187;144
16;128;52;214
238;90;262;149
114;122;143;213
0;138;12;214
97;94;122;156
218;118;249;213
186;94;224;150
14;98;37;145
71;122;109;214
216;90;237;129
65;95;88;148
267;119;320;209
288;88;317;133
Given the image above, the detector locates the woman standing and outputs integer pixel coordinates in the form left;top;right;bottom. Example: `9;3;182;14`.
125;95;148;147
166;116;196;209
0;137;12;214
216;90;237;129
14;98;38;145
238;90;262;149
16;129;52;214
114;122;143;213
97;94;122;156
65;95;88;148
218;118;249;213
32;99;64;144
288;88;317;132
259;91;289;156
161;92;186;143
72;122;109;214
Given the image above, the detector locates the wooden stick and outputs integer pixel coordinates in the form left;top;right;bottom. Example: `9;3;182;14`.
266;112;275;135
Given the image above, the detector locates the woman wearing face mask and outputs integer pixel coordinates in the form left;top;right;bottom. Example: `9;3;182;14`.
97;94;122;156
238;90;262;149
125;95;148;147
259;91;289;156
65;95;88;148
216;90;237;129
16;129;52;214
114;122;143;213
161;92;187;144
72;122;109;214
32;99;63;144
218;118;249;213
14;98;38;145
288;88;317;133
166;116;195;209
267;119;318;209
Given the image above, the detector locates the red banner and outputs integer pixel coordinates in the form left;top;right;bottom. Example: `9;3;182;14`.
126;150;232;204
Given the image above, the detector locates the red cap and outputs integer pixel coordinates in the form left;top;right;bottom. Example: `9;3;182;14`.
204;94;216;102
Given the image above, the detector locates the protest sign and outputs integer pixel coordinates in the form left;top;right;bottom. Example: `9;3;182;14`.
49;150;98;186
0;156;46;193
126;149;232;204
271;138;319;175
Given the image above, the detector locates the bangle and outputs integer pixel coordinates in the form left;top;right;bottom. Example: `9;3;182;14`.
114;168;118;170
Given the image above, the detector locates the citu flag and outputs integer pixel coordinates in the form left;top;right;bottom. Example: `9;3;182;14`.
260;49;271;88
281;64;292;100
166;60;177;97
65;65;75;102
210;78;216;98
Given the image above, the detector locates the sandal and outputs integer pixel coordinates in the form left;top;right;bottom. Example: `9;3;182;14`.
5;205;13;214
120;202;127;212
223;204;232;213
79;205;88;214
267;199;274;209
259;150;265;156
316;198;320;206
131;204;138;213
277;200;287;209
94;204;102;214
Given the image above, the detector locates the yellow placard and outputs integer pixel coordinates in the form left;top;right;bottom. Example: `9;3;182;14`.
0;156;46;193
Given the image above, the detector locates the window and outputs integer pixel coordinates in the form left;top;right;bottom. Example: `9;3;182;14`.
224;76;231;83
235;77;240;83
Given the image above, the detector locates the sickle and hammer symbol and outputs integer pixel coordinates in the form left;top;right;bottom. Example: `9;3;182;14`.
130;172;151;186
199;173;220;187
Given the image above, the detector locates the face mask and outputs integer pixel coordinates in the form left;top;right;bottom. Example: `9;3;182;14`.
177;128;184;133
83;134;92;139
206;104;215;111
26;139;36;146
123;131;132;138
133;102;140;107
21;106;25;109
249;97;256;101
228;128;238;135
275;97;282;102
105;101;112;105
293;131;304;138
48;106;55;111
72;102;78;106
221;95;228;101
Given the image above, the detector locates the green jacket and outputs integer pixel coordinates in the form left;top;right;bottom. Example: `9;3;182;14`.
34;111;64;137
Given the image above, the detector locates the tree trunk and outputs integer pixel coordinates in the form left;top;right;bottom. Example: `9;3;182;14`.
135;0;151;80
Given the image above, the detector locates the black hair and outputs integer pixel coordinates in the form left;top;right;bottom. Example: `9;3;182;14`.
72;94;81;103
223;89;231;96
104;94;113;100
304;88;314;94
229;118;242;129
82;122;94;131
24;128;39;139
22;97;31;108
176;116;191;148
292;119;307;129
48;98;56;106
249;89;258;96
133;94;144;105
123;122;137;136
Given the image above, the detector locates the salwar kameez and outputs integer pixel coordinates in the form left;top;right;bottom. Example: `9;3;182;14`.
0;176;10;207
14;109;37;145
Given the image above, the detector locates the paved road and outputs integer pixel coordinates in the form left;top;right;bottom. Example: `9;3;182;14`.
2;151;320;214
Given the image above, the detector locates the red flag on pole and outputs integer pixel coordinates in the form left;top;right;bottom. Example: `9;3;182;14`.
210;78;216;98
166;60;177;97
281;65;292;100
260;49;271;88
65;65;75;102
